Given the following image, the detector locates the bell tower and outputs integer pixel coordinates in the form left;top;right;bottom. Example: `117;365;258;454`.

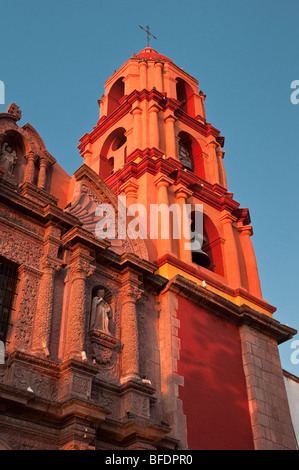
78;47;297;450
78;46;260;296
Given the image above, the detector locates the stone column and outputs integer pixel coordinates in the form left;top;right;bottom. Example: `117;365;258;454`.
194;92;206;120
148;102;160;149
31;257;59;356
64;246;95;360
238;225;262;298
139;60;147;90
38;156;48;189
207;138;220;185
164;113;177;158
216;146;227;189
120;270;142;382
31;223;62;356
24;151;37;183
174;185;193;264
120;179;139;208
131;105;143;150
163;64;177;97
154;60;163;91
153;174;173;258
220;211;241;288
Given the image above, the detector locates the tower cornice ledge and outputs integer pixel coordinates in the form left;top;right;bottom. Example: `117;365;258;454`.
78;88;223;152
163;274;296;345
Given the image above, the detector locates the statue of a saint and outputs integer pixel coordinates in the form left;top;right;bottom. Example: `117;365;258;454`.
90;289;111;334
0;143;17;174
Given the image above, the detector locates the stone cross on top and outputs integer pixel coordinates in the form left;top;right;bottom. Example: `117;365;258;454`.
139;25;157;47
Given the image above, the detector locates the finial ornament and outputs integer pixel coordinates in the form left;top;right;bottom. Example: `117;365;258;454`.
139;25;157;47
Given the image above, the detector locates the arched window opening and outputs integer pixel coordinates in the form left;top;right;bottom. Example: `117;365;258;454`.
99;127;127;179
178;131;205;179
107;77;125;116
176;77;196;117
111;133;127;151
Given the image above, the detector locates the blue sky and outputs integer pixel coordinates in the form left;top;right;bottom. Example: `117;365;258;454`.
1;0;298;375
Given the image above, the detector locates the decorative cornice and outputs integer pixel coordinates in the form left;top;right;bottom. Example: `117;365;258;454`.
61;225;110;251
18;181;58;206
156;253;277;315
106;152;240;213
163;274;296;344
78;88;224;153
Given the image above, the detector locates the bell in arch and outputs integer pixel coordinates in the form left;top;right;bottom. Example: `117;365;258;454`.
191;233;211;269
179;141;193;171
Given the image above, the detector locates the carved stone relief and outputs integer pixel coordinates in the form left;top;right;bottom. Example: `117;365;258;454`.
0;227;43;269
12;268;41;351
11;365;58;401
88;330;122;384
65;179;148;260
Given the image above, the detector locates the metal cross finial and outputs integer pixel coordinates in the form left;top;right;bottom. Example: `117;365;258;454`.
139;25;157;47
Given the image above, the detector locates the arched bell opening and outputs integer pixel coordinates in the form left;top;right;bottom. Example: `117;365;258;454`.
107;77;125;116
176;77;196;117
178;131;205;179
99;127;127;179
190;211;224;276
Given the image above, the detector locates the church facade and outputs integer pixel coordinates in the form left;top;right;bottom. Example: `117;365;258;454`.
0;48;297;450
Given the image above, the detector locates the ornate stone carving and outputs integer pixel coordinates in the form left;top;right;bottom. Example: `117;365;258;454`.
97;391;114;412
0;203;45;237
120;276;144;382
64;249;96;359
88;330;122;383
72;375;90;397
65;178;149;260
32;257;61;357
12;267;41;351
121;392;150;420
6;103;22;121
0;227;43;269
132;394;150;419
12;365;57;401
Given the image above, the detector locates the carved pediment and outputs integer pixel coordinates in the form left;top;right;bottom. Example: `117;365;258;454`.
65;165;149;260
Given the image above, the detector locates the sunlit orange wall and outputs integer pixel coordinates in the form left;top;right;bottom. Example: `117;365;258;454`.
177;296;254;450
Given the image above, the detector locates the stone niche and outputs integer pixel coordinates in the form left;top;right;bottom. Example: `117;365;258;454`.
0;132;27;187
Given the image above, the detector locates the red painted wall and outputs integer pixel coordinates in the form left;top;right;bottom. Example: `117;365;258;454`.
177;296;254;450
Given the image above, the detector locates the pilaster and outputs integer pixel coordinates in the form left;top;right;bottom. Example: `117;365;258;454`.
24;151;37;184
238;224;262;299
220;210;242;288
174;184;193;265
63;245;95;360
120;269;143;383
240;324;297;450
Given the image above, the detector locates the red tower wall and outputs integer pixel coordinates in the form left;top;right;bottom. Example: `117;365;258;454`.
177;296;254;450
